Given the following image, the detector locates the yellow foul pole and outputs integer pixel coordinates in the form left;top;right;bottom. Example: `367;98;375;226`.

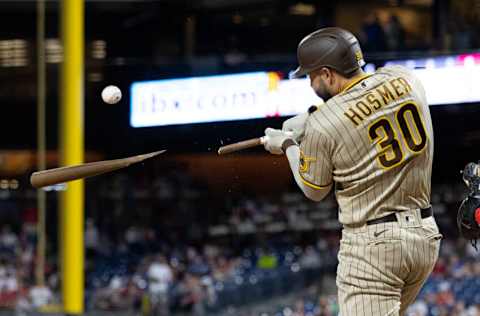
60;0;84;314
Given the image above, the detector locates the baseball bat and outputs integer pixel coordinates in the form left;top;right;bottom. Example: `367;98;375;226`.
217;137;265;155
217;132;293;155
30;150;166;188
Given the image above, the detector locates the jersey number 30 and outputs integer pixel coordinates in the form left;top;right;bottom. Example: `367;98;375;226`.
368;102;427;169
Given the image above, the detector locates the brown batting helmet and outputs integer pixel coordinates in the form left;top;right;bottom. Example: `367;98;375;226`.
289;27;365;79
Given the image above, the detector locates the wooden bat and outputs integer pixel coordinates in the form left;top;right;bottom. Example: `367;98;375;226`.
218;137;266;155
30;150;166;188
218;132;293;155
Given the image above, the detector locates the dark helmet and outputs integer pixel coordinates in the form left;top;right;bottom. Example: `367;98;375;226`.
289;27;365;79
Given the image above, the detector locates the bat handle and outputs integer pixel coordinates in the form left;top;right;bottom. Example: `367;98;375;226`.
217;131;294;155
218;137;266;155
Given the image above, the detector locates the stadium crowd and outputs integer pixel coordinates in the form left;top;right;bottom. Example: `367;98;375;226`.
0;168;473;315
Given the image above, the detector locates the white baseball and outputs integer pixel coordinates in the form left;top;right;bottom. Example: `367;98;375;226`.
101;85;122;104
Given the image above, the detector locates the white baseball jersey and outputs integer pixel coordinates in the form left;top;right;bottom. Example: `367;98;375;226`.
299;65;433;225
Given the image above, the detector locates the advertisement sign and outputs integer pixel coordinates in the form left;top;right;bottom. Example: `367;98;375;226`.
130;72;320;127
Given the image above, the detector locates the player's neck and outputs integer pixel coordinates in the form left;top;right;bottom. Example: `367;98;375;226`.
338;70;367;94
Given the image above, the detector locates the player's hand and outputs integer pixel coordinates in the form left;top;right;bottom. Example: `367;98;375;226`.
282;112;308;143
263;128;293;155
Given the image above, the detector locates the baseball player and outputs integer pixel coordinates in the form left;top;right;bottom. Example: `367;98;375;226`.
262;27;442;316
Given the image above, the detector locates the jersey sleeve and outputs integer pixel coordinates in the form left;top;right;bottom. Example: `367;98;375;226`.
298;122;334;189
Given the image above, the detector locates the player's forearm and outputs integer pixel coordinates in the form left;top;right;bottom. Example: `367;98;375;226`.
285;145;331;201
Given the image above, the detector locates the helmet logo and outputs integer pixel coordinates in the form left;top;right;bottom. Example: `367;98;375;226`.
355;50;366;67
355;50;363;62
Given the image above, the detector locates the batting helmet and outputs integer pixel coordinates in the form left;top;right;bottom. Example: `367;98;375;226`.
289;27;366;79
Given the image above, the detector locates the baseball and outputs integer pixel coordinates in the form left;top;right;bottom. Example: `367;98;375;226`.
101;85;122;104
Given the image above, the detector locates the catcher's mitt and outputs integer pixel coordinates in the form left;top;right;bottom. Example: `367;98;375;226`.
457;162;480;249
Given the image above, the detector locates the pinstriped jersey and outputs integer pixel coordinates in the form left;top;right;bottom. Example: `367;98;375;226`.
299;65;433;225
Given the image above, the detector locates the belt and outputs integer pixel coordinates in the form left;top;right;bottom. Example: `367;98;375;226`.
366;207;433;226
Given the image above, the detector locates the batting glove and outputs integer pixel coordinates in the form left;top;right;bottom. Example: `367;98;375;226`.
263;128;296;155
282;112;308;143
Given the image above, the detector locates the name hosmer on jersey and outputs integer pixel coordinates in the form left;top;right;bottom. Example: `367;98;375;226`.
344;77;413;126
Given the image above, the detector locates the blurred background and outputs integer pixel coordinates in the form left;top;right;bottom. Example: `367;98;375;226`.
0;0;480;315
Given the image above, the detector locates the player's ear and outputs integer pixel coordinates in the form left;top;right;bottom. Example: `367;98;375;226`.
322;67;334;86
319;67;330;82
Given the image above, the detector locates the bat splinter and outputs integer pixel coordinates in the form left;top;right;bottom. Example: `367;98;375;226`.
30;150;166;188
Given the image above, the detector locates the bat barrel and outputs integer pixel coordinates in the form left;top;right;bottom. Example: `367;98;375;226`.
30;161;127;188
30;150;166;188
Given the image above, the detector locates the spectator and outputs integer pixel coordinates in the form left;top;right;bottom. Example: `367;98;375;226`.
188;256;210;276
432;257;447;276
147;255;173;315
93;275;128;310
299;246;322;269
3;270;18;293
466;304;480;316
449;18;474;50
125;225;143;246
436;281;454;309
0;226;18;254
85;218;99;256
406;299;428;316
28;284;53;310
384;14;405;51
451;301;468;316
180;273;206;316
361;13;387;52
223;36;247;67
